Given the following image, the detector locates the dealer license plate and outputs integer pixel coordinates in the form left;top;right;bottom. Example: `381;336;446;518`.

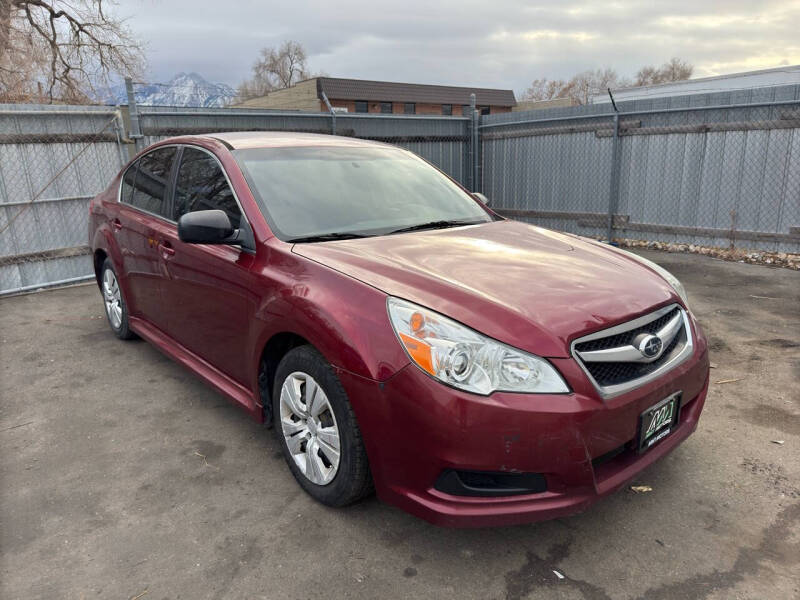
638;392;681;453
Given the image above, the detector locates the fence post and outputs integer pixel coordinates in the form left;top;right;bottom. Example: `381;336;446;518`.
111;110;129;167
321;91;336;135
125;77;143;150
469;93;480;192
606;112;621;243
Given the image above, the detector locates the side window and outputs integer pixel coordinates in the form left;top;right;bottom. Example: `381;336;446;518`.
173;147;241;229
120;164;137;204
128;147;176;217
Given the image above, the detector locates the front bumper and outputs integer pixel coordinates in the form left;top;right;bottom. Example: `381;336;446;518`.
337;318;710;528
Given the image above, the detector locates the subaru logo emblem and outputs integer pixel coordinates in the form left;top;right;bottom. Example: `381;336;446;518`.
639;334;663;359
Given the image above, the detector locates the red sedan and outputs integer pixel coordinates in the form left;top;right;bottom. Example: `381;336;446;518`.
89;132;709;527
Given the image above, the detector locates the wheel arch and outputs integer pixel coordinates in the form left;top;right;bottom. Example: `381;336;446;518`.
247;248;410;424
91;226;131;303
93;248;108;286
257;331;312;425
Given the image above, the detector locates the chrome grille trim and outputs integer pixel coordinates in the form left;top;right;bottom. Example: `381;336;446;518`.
577;310;683;364
570;303;694;399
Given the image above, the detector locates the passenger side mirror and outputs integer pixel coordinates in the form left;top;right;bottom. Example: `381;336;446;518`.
473;192;491;206
178;210;242;245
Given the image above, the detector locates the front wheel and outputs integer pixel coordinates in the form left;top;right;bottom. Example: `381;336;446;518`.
273;345;373;506
100;258;135;340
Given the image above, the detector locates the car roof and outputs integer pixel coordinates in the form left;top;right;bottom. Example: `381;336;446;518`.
185;131;394;150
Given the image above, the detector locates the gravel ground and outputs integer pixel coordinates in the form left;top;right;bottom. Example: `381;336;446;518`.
1;249;798;600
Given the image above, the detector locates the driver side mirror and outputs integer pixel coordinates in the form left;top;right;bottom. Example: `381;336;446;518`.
473;192;491;206
178;210;242;245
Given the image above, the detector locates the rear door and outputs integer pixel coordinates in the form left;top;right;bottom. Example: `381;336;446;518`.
115;146;178;331
156;145;257;386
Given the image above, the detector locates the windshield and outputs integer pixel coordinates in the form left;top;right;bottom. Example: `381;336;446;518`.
233;146;493;241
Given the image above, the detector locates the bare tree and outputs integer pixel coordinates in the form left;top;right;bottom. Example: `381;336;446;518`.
236;40;311;101
658;57;693;82
522;67;629;105
634;65;658;87
524;59;692;105
568;68;630;104
523;78;571;102
635;58;693;86
0;1;144;103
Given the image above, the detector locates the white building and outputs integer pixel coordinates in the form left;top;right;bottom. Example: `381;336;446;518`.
592;64;800;104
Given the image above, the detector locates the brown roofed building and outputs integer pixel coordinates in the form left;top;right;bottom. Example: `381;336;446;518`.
234;77;516;116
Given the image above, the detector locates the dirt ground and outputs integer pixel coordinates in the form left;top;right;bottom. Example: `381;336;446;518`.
1;249;798;600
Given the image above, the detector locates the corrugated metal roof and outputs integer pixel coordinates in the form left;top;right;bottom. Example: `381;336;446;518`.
316;77;516;106
593;64;800;103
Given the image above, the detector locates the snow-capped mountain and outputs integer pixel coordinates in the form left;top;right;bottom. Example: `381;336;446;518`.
102;72;237;107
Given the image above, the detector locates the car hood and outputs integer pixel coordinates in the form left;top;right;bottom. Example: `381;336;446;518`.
292;220;678;358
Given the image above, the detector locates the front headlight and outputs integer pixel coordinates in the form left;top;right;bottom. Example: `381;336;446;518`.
623;251;690;309
387;297;569;395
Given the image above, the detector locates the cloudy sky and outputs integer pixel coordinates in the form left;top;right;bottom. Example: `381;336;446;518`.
116;0;800;93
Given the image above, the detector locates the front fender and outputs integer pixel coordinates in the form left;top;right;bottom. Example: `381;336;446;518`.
250;242;410;384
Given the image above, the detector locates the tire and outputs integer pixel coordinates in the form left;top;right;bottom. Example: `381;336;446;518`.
100;257;135;340
273;345;373;507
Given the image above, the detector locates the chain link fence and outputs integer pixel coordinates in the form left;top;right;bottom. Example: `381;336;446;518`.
482;85;800;254
0;100;473;294
1;83;799;295
0;106;128;294
131;106;473;187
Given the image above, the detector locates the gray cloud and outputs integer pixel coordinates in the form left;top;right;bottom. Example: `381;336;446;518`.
116;0;800;93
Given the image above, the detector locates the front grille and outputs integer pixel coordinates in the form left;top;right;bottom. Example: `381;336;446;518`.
572;305;691;396
581;328;685;386
574;307;680;353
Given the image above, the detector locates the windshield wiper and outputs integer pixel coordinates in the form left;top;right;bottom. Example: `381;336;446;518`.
388;219;485;235
286;232;371;243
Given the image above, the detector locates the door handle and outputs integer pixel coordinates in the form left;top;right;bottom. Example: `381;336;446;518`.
111;218;123;232
158;240;175;258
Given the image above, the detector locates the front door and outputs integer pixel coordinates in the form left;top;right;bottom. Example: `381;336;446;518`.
156;146;257;387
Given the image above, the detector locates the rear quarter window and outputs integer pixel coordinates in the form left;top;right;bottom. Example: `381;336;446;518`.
120;164;137;204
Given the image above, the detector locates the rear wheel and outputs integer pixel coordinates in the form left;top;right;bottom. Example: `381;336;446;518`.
273;345;372;506
100;258;135;340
